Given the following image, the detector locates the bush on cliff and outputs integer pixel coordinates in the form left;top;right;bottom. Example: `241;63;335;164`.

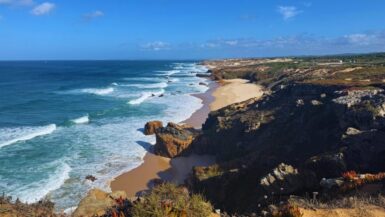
132;183;213;217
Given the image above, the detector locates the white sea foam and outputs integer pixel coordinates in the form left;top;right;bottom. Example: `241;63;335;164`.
118;82;168;89
168;78;180;82
128;89;165;105
123;77;164;82
0;124;57;148
63;206;77;215
1;62;211;211
71;115;89;124
156;70;180;76
16;162;71;203
81;87;114;95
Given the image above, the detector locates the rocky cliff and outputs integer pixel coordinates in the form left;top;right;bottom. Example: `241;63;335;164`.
188;55;385;215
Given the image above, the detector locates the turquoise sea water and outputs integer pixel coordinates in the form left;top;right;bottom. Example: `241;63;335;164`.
0;61;209;211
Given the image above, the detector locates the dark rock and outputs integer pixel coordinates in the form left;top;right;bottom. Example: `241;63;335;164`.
259;163;303;194
190;83;385;214
196;73;211;78
85;175;97;182
144;121;163;135
305;152;346;179
154;122;197;158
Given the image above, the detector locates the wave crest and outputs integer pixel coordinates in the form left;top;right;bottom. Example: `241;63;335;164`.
17;161;71;203
0;124;57;148
71;115;89;124
128;89;165;105
118;82;168;89
81;87;114;95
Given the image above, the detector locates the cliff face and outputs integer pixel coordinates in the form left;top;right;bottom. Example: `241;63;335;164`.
190;56;385;214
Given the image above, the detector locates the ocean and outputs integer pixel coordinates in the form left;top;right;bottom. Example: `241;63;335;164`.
0;60;209;211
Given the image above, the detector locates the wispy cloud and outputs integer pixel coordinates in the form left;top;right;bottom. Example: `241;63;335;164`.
31;2;55;16
202;39;240;48
83;10;104;21
277;6;302;20
303;2;312;7
240;14;257;22
341;33;376;46
0;0;33;6
141;41;170;51
0;0;12;4
197;31;385;55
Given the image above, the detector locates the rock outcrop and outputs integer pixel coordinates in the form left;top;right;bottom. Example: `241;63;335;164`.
260;163;303;194
144;120;163;135
153;122;198;158
73;189;127;217
190;83;385;214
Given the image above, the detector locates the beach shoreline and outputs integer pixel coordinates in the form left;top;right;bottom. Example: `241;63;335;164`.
110;77;264;197
110;78;218;197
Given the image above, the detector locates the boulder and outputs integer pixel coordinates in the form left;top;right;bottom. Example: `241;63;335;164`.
259;163;304;194
85;175;97;182
154;122;196;158
305;152;346;179
73;189;127;217
144;121;163;135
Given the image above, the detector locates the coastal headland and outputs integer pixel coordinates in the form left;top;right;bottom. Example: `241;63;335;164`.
4;54;385;217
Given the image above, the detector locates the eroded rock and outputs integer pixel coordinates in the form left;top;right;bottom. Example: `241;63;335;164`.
144;120;163;135
73;189;127;217
260;163;303;194
153;122;197;158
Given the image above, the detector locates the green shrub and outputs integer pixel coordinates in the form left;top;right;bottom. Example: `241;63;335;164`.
132;183;213;217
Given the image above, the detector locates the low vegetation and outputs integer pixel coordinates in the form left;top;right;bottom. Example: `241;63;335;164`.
272;204;304;217
132;183;213;217
0;194;60;217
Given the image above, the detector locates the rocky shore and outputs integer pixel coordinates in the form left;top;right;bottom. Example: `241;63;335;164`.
4;54;385;216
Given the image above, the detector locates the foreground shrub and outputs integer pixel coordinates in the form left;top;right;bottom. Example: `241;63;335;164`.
132;183;213;217
272;204;303;217
0;194;58;217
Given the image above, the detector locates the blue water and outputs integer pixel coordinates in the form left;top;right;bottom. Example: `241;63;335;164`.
0;61;209;211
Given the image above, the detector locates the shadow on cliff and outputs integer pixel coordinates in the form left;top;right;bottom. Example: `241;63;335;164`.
191;83;385;214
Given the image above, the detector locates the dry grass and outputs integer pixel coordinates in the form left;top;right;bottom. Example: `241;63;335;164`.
290;194;385;210
132;183;213;217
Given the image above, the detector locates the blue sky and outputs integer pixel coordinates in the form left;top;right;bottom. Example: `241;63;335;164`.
0;0;385;60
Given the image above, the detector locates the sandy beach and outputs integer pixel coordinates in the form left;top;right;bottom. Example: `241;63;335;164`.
210;79;264;111
111;78;264;197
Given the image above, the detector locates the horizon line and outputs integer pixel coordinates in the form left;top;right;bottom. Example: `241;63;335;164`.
1;51;385;62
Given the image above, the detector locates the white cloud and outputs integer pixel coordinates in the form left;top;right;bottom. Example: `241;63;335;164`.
225;40;239;46
0;0;33;6
343;34;375;45
197;31;385;56
0;0;12;4
84;10;104;20
31;2;55;16
141;41;170;51
277;6;302;20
